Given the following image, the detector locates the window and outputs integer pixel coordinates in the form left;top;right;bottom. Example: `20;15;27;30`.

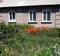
9;11;16;22
29;10;37;22
42;10;51;22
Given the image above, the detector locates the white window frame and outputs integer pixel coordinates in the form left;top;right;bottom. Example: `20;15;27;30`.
28;10;37;22
8;11;16;22
42;10;51;22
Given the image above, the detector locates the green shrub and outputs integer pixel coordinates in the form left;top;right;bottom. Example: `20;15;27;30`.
0;23;34;40
0;22;7;40
19;24;34;30
37;28;60;37
0;23;60;56
0;22;6;32
0;46;4;55
56;28;60;37
47;28;59;37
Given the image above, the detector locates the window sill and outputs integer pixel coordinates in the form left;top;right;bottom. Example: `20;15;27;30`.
41;21;52;24
8;20;16;23
28;21;37;24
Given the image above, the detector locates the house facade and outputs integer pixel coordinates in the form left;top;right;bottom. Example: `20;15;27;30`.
0;0;60;28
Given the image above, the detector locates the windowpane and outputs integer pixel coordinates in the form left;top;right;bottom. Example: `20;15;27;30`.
33;11;36;21
43;11;46;21
30;11;32;21
9;12;12;20
12;12;15;19
47;11;50;21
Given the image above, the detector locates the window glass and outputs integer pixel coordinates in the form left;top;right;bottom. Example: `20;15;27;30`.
9;12;12;20
33;11;36;21
13;12;15;19
30;11;32;21
43;11;46;21
47;11;50;21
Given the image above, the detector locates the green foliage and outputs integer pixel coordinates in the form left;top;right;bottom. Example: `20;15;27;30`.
0;22;6;32
3;32;60;56
0;22;6;40
0;46;5;56
0;23;60;56
0;23;33;40
46;28;59;37
19;24;34;30
37;28;60;37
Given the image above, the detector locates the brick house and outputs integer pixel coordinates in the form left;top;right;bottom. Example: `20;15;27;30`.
0;0;60;28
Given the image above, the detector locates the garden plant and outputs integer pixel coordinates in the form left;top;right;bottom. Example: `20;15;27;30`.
0;22;60;56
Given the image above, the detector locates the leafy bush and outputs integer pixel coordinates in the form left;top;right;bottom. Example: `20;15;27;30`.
0;23;7;40
0;23;60;39
0;22;6;32
0;23;34;39
0;46;4;56
25;27;60;37
46;28;59;37
37;28;59;37
25;27;38;35
0;23;60;56
19;24;34;30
